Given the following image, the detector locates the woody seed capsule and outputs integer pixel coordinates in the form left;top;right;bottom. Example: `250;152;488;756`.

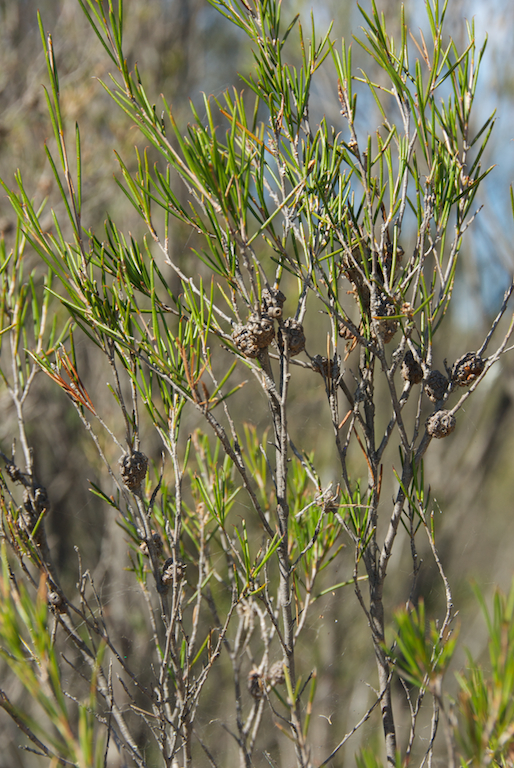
426;410;456;439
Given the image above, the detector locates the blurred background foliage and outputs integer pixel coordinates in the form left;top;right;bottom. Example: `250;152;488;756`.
1;0;514;765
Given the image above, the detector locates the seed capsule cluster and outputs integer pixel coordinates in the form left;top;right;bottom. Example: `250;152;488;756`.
232;288;306;360
267;661;286;687
247;662;286;699
371;293;398;344
312;354;340;380
401;350;423;384
261;287;286;319
161;556;186;587
425;370;448;403
47;590;67;613
232;313;275;358
283;317;306;356
426;410;456;439
120;450;148;491
451;352;485;386
422;351;484;439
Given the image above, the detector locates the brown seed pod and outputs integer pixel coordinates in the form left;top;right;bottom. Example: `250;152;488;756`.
161;556;186;587
371;294;398;343
233;313;275;358
249;313;275;348
401;350;423;385
120;451;148;491
47;590;67;613
312;354;340;379
232;324;259;358
283;317;305;356
426;410;456;439
262;287;286;319
267;661;285;687
266;305;282;319
247;669;265;699
451;352;485;386
425;370;448;403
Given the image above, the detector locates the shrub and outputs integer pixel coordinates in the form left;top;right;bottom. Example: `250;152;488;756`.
1;0;513;766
